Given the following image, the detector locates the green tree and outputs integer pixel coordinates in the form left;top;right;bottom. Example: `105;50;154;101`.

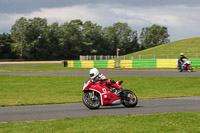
139;24;170;49
41;22;60;59
27;17;48;59
11;17;48;59
102;22;138;55
0;33;13;59
82;21;103;55
9;17;171;60
10;17;28;59
58;19;83;59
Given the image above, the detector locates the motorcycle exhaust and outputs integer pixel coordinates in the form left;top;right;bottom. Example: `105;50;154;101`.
111;99;121;105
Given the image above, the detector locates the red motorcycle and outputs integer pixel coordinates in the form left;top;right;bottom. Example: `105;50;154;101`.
82;78;138;109
177;59;193;72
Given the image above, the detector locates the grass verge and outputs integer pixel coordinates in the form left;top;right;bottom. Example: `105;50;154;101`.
124;37;200;59
0;75;200;106
0;112;200;132
0;65;89;71
0;64;200;71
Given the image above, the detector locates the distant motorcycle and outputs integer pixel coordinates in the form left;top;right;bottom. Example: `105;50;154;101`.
82;78;138;109
178;59;193;72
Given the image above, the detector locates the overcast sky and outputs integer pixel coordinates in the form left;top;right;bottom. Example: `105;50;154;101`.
0;0;200;41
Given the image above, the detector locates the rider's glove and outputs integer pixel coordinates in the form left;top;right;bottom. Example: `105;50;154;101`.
119;87;124;92
91;77;100;83
91;79;96;83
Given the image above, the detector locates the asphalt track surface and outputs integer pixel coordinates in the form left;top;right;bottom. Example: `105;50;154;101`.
0;70;200;122
1;96;200;122
0;70;200;77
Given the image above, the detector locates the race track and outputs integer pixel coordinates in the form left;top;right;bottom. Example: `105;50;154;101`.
0;70;200;122
1;96;200;122
0;70;200;77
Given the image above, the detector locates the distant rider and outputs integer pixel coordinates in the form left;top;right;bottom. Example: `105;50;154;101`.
89;68;125;97
178;53;188;68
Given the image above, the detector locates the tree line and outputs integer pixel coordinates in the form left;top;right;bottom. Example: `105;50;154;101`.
0;17;170;60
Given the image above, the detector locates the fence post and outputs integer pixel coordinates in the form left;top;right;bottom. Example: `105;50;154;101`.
197;53;199;59
131;56;133;60
139;55;141;60
115;57;120;67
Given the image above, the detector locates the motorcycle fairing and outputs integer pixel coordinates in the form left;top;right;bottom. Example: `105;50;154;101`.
181;64;191;70
89;85;121;106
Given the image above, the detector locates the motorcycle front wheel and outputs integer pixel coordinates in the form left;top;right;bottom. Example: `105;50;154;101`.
82;92;101;109
122;90;138;107
178;67;182;72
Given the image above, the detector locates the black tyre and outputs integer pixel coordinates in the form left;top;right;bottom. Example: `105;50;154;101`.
179;69;182;72
122;90;138;107
82;92;101;109
188;66;193;72
178;67;182;72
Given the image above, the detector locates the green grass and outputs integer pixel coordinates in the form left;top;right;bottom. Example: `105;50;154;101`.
0;65;89;71
123;37;200;59
1;64;200;71
1;75;200;106
0;112;200;133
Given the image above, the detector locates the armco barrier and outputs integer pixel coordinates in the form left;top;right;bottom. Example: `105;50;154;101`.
133;59;156;68
107;60;115;68
67;61;74;67
67;59;200;68
1;59;199;68
120;60;157;68
67;60;115;68
157;59;177;68
74;61;81;68
94;60;108;68
120;60;132;68
81;61;94;68
190;59;200;68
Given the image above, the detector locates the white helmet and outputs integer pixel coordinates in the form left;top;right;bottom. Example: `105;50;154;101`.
89;68;99;78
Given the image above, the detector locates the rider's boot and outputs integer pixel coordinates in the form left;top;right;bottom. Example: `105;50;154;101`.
118;87;126;98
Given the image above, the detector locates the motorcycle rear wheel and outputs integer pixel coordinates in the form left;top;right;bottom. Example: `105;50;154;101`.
83;92;101;109
122;90;138;107
188;66;193;72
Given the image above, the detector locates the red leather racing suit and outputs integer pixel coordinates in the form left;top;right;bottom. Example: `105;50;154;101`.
91;74;121;90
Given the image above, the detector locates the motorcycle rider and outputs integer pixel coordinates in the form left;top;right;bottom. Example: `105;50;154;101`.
89;68;125;97
178;53;188;69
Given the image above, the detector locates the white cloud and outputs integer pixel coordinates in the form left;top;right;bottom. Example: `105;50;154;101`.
0;13;24;32
26;5;103;24
111;8;182;27
0;3;200;41
0;5;104;33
